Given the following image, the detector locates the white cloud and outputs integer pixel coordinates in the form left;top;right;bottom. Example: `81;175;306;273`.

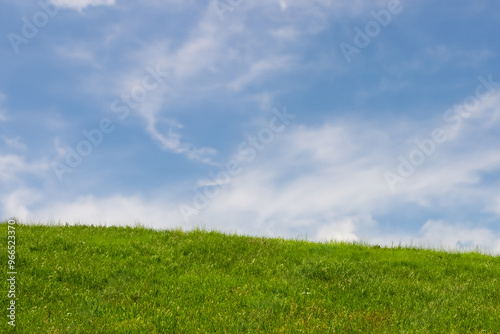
418;220;500;253
367;220;500;254
1;188;43;221
0;154;49;183
228;56;296;91
1;136;27;150
29;195;184;229
180;89;500;244
0;151;51;220
316;215;377;242
188;122;391;239
51;0;115;10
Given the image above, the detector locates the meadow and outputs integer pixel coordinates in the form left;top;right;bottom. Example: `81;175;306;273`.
1;222;499;333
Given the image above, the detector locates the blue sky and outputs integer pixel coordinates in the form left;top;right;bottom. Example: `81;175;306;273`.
1;0;500;253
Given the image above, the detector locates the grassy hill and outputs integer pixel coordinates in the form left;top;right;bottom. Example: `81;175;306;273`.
1;222;499;333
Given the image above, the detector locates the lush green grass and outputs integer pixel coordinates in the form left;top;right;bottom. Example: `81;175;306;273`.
1;222;499;333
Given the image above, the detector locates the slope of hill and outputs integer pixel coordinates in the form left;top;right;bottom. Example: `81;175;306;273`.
1;222;499;333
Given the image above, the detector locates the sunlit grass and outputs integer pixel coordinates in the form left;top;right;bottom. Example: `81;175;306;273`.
1;222;499;333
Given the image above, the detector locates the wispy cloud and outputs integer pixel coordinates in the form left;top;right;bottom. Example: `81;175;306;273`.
1;136;27;150
0;154;49;183
29;194;182;229
184;89;500;244
228;56;296;91
50;0;115;11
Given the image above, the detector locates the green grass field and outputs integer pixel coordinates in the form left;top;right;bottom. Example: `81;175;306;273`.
1;222;499;333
